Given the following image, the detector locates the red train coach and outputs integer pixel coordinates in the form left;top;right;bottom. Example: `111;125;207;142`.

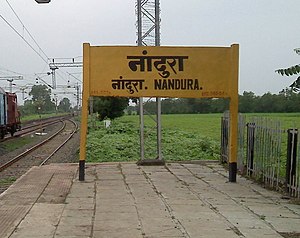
0;88;21;138
6;92;21;136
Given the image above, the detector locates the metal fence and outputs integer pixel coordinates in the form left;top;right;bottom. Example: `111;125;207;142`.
221;113;300;198
286;129;300;197
220;112;246;171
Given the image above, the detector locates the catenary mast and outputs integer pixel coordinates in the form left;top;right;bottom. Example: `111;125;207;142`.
136;0;163;164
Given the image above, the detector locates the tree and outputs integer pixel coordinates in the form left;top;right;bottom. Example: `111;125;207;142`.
29;85;55;113
210;98;229;113
276;48;300;91
93;97;129;121
58;97;72;112
161;98;189;114
279;88;300;112
19;100;36;115
239;91;257;113
185;98;212;113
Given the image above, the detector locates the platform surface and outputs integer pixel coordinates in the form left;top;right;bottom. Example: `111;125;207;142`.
0;161;299;238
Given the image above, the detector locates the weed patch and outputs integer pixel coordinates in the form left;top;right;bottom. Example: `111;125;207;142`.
86;118;219;163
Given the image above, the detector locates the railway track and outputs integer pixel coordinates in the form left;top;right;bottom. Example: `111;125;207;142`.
0;115;70;143
0;118;79;194
40;119;78;166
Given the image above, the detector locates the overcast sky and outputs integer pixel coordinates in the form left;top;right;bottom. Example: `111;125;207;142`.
0;0;299;104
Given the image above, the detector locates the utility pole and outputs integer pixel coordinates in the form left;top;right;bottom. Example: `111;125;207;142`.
48;58;82;89
35;73;53;89
76;83;80;109
19;86;28;100
53;93;58;113
0;76;23;92
136;0;163;165
52;84;79;111
48;58;83;113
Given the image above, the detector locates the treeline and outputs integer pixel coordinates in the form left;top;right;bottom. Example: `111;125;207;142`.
18;85;73;116
129;89;300;114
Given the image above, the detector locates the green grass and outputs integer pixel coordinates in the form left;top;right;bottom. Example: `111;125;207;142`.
86;113;300;164
1;136;36;153
21;112;68;123
162;114;222;141
120;114;222;140
0;177;17;186
86;114;222;163
244;113;300;129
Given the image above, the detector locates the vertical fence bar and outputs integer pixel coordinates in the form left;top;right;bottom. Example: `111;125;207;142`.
220;116;229;164
220;114;293;193
237;114;246;171
246;122;255;176
243;117;282;190
276;121;282;189
296;137;300;198
220;117;224;163
286;129;298;194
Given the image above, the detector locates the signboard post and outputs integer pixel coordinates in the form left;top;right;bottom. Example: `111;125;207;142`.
79;43;239;182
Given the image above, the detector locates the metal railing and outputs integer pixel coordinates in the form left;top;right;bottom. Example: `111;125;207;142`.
221;113;300;198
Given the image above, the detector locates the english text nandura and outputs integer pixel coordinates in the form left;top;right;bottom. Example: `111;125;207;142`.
154;79;202;90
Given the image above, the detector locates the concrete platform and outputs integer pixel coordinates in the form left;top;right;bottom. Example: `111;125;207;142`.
0;161;299;238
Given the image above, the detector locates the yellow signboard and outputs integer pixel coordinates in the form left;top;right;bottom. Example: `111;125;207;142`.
86;45;237;98
79;43;239;182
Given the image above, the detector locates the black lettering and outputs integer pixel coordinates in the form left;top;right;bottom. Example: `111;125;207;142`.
181;79;187;90
154;79;201;91
194;79;199;90
162;80;168;90
175;79;180;89
168;79;174;89
187;79;193;89
154;79;161;90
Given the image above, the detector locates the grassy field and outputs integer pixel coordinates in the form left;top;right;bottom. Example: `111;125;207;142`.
120;114;223;140
245;113;300;129
86;114;222;163
122;112;300;137
86;113;300;163
21;112;68;123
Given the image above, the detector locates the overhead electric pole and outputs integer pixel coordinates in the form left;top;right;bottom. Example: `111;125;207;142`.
136;0;163;165
49;58;83;89
0;76;23;92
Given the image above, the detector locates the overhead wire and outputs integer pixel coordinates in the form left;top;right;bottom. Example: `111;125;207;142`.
48;56;83;84
0;15;70;90
2;1;51;85
1;1;82;101
5;0;49;61
2;2;65;82
0;14;49;65
67;72;82;83
0;66;23;75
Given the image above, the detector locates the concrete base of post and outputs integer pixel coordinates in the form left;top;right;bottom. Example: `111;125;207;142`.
137;159;165;166
79;160;85;181
229;162;237;182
